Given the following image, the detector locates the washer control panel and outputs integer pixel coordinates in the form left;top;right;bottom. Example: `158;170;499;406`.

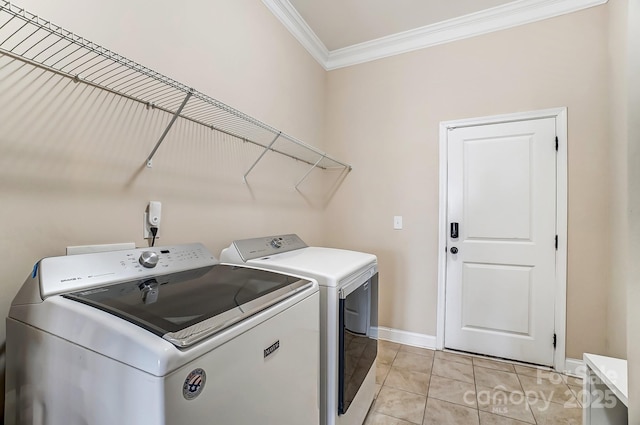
35;243;217;299
231;234;308;262
270;238;283;249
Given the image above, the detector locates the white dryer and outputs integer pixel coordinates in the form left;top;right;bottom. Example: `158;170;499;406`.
221;234;378;425
5;243;320;425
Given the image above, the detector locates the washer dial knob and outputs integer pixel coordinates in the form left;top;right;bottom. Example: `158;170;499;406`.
139;251;159;268
270;238;283;249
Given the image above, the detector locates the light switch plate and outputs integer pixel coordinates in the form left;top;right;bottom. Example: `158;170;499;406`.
394;216;403;230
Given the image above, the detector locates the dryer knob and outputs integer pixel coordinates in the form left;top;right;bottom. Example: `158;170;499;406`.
139;251;159;268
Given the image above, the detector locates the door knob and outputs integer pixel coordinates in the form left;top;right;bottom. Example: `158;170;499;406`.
450;247;458;254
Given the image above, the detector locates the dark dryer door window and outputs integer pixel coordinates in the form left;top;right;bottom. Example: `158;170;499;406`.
64;265;312;347
338;273;378;414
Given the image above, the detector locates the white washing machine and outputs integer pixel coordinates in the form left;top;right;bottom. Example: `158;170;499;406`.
220;234;378;425
5;243;320;425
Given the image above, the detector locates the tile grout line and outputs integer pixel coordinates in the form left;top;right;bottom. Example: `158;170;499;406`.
419;350;433;425
427;350;435;423
472;357;481;425
514;365;538;424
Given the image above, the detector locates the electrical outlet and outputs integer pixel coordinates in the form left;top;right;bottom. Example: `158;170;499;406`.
143;212;160;239
144;201;162;240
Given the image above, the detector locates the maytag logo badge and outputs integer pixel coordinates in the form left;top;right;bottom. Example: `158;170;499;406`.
183;368;206;400
264;340;280;358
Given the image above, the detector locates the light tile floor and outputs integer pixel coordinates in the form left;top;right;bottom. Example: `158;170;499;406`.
365;341;584;425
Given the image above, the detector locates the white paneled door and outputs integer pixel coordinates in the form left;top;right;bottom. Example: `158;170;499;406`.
444;118;557;366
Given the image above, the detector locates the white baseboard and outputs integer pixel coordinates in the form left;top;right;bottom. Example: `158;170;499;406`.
564;358;586;377
375;327;437;350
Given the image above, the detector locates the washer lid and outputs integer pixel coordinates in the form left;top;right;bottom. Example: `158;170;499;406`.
63;264;312;348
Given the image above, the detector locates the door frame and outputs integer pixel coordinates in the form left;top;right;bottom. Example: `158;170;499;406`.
436;107;568;371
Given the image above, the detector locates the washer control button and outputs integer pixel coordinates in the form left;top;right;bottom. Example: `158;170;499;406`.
139;251;159;268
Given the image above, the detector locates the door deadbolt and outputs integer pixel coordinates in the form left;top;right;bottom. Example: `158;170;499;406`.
450;247;458;254
450;222;459;239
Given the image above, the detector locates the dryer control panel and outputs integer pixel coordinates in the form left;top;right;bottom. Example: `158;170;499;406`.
228;234;308;262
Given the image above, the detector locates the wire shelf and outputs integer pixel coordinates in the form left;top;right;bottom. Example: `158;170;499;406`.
0;1;351;184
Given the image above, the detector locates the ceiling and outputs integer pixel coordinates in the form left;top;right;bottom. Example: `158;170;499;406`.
287;0;516;51
262;0;608;70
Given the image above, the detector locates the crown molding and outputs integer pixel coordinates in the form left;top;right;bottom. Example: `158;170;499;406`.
326;0;608;70
264;0;608;71
261;0;329;68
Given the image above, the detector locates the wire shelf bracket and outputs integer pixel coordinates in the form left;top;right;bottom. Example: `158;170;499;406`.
0;1;353;181
243;132;281;183
146;90;193;168
295;154;325;190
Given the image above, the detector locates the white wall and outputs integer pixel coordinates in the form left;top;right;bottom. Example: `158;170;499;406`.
0;0;330;414
324;5;611;360
626;0;640;420
606;0;629;359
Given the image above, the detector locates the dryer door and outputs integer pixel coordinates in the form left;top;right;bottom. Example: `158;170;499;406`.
338;273;378;414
